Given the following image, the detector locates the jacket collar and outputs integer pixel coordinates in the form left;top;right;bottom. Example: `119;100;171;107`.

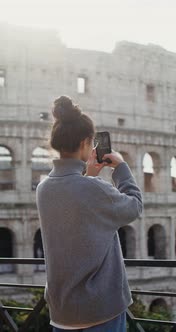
48;158;86;177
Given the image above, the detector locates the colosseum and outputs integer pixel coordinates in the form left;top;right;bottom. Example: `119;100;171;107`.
0;23;176;315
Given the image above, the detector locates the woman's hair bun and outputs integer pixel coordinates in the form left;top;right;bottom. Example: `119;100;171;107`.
52;95;81;123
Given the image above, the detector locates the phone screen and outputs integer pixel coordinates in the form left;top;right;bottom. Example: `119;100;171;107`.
95;132;111;163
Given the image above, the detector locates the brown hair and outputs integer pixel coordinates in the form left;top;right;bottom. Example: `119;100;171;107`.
49;95;95;153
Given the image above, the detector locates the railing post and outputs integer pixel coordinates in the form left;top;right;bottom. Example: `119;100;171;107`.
127;309;146;332
0;300;18;332
18;296;46;332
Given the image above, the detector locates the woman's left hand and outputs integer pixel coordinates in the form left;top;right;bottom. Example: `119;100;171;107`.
85;149;107;177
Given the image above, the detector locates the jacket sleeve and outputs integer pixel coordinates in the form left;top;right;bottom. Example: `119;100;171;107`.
91;161;143;229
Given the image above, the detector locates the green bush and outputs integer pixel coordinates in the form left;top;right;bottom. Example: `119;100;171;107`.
1;289;52;332
128;294;173;332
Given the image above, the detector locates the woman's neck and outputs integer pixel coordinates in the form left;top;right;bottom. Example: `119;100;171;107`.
60;151;80;159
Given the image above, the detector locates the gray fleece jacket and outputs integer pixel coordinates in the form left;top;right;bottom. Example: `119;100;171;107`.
36;158;143;327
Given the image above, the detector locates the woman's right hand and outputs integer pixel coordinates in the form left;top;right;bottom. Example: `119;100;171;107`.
102;150;124;168
85;148;106;176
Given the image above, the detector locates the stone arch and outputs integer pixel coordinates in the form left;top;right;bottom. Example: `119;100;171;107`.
149;298;168;313
142;151;160;192
31;146;52;190
0;145;15;190
147;224;166;259
33;229;45;271
170;156;176;192
118;225;136;258
0;227;14;273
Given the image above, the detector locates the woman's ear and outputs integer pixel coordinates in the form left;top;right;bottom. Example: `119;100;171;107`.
80;139;85;150
85;137;92;146
80;138;90;148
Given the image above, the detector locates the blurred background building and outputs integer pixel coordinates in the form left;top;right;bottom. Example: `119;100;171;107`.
0;23;176;313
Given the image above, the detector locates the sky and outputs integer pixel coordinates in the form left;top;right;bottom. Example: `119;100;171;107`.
0;0;176;53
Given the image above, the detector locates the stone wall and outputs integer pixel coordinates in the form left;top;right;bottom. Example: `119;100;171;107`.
0;23;176;315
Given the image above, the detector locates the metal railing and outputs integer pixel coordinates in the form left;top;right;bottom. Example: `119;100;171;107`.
125;260;176;331
0;258;176;331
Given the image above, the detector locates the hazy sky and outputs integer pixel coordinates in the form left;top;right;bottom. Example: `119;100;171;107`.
0;0;176;52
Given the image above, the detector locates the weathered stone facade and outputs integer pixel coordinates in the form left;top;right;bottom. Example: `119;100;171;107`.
0;23;176;316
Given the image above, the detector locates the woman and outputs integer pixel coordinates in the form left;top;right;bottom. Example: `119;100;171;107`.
36;95;143;332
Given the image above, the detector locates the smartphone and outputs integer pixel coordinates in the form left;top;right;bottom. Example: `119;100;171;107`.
95;131;112;164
